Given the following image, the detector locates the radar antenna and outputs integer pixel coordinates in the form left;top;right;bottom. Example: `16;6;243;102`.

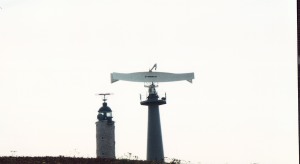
97;93;113;102
111;65;194;83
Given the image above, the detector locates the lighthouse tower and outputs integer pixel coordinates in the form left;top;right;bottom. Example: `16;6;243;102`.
96;94;115;159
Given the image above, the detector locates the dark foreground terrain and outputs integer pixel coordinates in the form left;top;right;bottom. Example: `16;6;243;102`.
0;156;168;164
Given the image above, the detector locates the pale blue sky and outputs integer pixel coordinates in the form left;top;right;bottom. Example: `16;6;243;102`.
0;0;298;163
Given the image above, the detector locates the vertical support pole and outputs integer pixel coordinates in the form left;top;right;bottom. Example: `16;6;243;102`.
297;2;300;163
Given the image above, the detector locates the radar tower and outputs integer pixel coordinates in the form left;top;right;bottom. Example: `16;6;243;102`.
111;64;194;161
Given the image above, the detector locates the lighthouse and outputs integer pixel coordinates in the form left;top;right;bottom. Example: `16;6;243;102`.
96;93;115;159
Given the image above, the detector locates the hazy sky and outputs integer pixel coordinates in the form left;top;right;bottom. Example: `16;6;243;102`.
0;0;298;163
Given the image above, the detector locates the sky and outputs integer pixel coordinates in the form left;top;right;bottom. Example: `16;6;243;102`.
0;0;298;163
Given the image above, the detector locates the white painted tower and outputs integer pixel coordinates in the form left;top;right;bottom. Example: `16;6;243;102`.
96;94;115;158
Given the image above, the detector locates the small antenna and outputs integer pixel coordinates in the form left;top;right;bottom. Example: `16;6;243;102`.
149;63;157;72
97;93;113;102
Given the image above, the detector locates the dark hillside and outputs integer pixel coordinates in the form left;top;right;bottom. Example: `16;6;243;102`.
0;156;167;164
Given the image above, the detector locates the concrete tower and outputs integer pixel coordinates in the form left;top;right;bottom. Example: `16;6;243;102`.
141;83;166;161
96;94;115;158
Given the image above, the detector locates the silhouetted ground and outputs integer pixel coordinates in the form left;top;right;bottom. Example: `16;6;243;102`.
0;156;168;164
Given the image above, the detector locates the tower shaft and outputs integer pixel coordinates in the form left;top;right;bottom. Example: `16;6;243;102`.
147;105;164;161
141;85;166;161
